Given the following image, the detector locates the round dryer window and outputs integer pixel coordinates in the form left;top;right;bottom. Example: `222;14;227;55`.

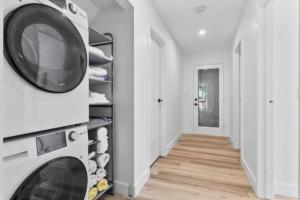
10;157;88;200
4;4;87;93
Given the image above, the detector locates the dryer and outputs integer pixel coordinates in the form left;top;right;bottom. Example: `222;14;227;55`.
3;125;89;200
3;0;89;138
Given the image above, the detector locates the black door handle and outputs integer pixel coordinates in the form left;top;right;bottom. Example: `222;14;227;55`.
194;103;198;106
158;98;163;103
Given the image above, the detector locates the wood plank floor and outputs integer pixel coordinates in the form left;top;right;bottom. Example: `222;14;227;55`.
102;134;296;200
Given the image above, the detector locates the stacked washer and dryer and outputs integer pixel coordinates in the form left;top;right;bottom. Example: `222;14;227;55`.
3;0;90;199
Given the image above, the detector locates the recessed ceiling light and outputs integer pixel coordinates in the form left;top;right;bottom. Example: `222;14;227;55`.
195;5;207;14
198;29;207;36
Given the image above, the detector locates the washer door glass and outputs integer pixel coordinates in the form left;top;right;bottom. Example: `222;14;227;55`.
4;4;87;93
10;157;88;200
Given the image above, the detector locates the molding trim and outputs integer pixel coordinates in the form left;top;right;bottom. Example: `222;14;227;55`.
162;133;181;156
229;137;240;150
131;169;150;197
275;182;299;198
241;155;257;194
182;130;194;134
114;180;130;196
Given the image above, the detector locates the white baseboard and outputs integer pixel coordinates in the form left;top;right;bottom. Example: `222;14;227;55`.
131;169;150;197
241;155;257;194
230;136;240;150
275;182;299;198
182;130;194;134
114;180;130;196
162;133;182;156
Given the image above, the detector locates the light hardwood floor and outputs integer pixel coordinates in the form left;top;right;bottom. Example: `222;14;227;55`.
102;134;296;200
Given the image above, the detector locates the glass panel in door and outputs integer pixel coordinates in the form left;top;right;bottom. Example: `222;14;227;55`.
197;69;219;128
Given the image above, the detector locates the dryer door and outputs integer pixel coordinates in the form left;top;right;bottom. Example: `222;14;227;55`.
4;4;87;93
10;157;88;200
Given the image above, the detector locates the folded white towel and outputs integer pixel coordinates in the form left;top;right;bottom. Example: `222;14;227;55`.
88;175;98;189
96;153;110;168
89;92;110;104
96;168;107;181
88;160;97;175
96;140;108;154
97;127;108;140
89;91;106;98
89;67;107;77
89;46;113;65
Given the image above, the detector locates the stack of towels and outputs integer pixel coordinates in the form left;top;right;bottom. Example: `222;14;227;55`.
89;91;109;105
88;127;110;190
96;128;110;168
96;127;109;154
89;67;109;81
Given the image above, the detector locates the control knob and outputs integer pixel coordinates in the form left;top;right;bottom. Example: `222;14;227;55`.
69;131;79;141
68;3;78;14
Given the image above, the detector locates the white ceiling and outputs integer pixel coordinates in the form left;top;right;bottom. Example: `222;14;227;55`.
151;0;247;53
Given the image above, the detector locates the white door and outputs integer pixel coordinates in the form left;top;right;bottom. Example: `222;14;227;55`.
149;37;161;165
193;64;224;136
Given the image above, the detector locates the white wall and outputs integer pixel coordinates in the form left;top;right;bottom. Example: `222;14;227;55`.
0;0;3;198
272;0;299;197
89;5;135;196
182;50;231;136
231;0;259;191
80;0;183;197
127;0;183;196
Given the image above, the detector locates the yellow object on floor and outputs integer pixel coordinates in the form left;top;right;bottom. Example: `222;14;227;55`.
97;178;109;192
88;187;98;200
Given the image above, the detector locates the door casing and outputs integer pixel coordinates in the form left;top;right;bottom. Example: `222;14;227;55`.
193;64;224;136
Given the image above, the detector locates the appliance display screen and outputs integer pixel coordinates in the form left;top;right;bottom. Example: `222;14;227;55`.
36;132;67;155
49;0;66;9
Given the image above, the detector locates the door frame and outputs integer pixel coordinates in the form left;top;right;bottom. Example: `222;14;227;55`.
147;25;166;167
193;64;224;136
256;0;276;198
232;41;243;150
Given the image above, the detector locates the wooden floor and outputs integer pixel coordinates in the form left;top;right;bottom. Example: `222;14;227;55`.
103;134;296;200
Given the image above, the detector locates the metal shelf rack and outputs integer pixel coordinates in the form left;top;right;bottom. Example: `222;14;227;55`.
87;27;114;199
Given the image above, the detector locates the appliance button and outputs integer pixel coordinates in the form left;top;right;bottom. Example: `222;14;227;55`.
69;131;79;141
68;3;78;14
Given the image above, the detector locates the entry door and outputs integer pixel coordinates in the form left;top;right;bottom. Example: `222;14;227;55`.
193;65;224;136
149;37;161;165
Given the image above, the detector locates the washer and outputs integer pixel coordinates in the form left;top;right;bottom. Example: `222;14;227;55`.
3;0;89;138
3;125;89;200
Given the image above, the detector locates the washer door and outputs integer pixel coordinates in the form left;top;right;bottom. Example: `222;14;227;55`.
4;4;87;93
10;157;88;200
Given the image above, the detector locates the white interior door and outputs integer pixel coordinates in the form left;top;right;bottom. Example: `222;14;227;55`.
193;64;224;136
149;37;161;165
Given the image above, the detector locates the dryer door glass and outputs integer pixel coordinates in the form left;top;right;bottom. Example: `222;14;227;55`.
4;4;87;93
10;157;88;200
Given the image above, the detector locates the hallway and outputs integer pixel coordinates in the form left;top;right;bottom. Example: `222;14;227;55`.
139;134;255;200
103;134;292;200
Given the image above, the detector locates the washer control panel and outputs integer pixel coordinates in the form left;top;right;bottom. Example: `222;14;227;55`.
36;126;87;156
48;0;66;9
36;131;67;156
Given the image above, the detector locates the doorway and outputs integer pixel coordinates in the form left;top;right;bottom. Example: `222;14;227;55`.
234;42;242;149
193;64;224;136
149;33;163;166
